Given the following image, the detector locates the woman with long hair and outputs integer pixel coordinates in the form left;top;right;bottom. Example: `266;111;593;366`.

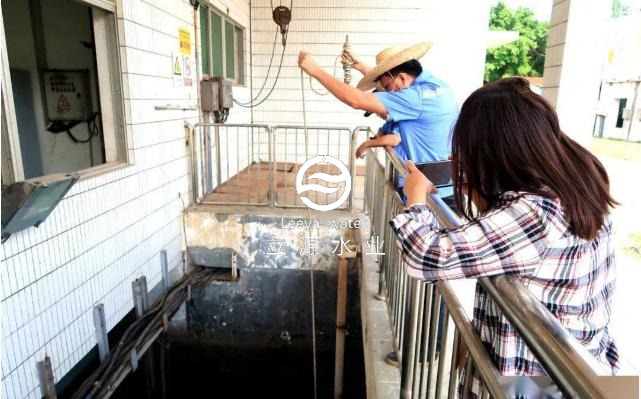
391;77;619;394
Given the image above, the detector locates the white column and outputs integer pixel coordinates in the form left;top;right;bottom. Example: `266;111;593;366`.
542;0;610;147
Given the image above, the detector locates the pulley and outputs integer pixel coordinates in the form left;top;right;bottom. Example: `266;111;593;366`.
272;6;291;46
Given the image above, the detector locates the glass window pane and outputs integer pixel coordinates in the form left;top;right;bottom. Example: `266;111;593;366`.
235;25;244;84
199;6;209;74
224;20;235;79
210;11;223;76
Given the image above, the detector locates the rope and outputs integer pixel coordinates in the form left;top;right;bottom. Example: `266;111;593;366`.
308;55;342;96
300;68;316;399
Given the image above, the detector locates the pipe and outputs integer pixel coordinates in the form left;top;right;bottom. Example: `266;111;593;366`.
192;3;202;123
334;257;348;399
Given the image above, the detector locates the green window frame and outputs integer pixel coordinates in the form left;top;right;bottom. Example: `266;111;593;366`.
199;6;244;84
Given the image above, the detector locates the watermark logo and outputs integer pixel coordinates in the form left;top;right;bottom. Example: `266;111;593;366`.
295;155;351;211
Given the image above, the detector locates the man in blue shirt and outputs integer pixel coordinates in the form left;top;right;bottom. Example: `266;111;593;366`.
298;42;458;201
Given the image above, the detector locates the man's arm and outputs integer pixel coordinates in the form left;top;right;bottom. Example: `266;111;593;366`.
342;50;373;76
355;134;401;158
299;51;388;117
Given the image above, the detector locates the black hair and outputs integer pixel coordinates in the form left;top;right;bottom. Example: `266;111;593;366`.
451;77;616;240
387;59;423;78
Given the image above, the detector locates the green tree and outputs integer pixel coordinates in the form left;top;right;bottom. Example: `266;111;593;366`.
484;2;549;83
611;0;630;17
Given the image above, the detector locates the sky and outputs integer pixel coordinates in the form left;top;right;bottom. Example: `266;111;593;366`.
496;0;641;21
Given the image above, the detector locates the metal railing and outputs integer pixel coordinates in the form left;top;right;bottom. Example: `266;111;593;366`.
188;123;365;209
272;125;354;209
365;145;613;398
189;123;272;205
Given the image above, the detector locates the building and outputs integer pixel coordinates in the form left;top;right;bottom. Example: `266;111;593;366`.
594;13;641;141
0;1;491;397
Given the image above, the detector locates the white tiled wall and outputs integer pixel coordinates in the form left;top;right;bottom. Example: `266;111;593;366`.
0;0;250;398
1;1;490;397
242;0;491;131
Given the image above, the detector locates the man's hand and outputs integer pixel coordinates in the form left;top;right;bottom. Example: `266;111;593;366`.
342;50;371;75
298;51;320;76
355;141;369;158
403;160;437;205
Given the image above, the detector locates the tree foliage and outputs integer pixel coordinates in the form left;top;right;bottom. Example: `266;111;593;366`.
611;0;631;17
484;2;549;83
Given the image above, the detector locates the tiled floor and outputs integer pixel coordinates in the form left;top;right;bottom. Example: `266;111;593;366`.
203;162;366;209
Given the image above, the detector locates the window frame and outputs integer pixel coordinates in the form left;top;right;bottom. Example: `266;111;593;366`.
0;0;128;185
200;5;245;86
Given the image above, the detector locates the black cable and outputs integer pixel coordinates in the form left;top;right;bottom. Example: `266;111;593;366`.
73;269;216;399
232;0;292;108
233;38;287;108
46;113;100;143
234;27;279;106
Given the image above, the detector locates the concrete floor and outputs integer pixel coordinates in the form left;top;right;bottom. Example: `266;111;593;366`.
597;154;641;375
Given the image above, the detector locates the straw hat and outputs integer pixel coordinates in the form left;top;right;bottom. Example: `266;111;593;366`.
356;41;433;91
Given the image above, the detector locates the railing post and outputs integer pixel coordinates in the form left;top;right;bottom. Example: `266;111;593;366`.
348;129;356;210
400;278;421;399
160;249;169;290
37;356;56;399
268;126;274;205
187;122;198;204
375;183;388;300
93;303;109;362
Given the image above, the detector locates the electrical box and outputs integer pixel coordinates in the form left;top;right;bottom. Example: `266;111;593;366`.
200;79;220;112
219;78;233;109
200;76;233;112
42;70;91;122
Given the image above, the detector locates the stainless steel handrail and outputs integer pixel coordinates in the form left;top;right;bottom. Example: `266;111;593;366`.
271;125;354;209
189;123;272;206
189;123;362;210
381;145;609;398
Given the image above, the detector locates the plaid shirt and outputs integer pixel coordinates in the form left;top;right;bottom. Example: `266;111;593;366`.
390;192;620;382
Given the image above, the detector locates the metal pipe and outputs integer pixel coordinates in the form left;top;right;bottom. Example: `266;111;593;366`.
480;276;609;398
192;3;202;124
334;257;349;399
438;282;506;398
434;309;452;399
186;122;199;203
400;278;421;398
447;331;460;398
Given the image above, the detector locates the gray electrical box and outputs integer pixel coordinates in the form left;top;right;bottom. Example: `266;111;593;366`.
200;76;233;112
219;78;233;109
42;70;91;121
200;79;220;112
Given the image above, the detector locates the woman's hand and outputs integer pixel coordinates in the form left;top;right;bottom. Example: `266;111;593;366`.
403;160;437;205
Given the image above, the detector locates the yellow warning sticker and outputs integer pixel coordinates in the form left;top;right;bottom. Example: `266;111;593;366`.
179;28;191;55
174;56;182;75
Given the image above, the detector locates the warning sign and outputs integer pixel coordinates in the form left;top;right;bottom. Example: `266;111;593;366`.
179;28;191;55
172;53;193;87
174;57;182;75
57;94;71;114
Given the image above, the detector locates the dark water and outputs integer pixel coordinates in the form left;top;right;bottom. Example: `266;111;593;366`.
112;268;366;399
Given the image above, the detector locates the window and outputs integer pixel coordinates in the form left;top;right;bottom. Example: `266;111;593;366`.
1;0;125;184
200;5;245;84
616;98;627;128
